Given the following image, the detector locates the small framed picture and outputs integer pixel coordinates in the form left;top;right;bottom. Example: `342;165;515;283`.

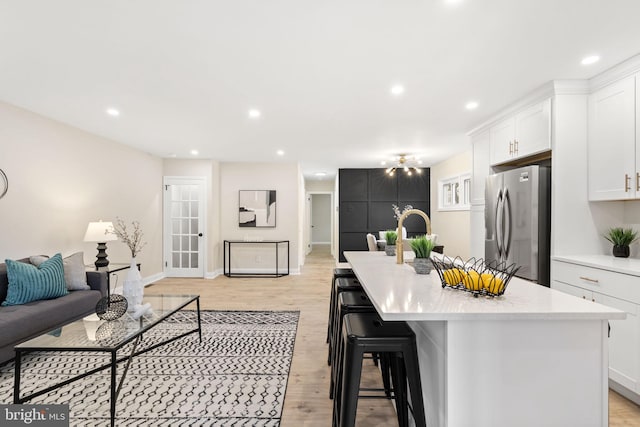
239;190;276;227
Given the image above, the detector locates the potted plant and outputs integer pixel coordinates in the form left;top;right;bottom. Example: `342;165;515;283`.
604;227;638;258
384;230;397;256
410;235;436;274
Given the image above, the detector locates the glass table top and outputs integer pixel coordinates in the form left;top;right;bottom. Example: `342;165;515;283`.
16;294;199;351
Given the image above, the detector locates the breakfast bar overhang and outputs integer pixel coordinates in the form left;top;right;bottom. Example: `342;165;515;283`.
344;251;626;427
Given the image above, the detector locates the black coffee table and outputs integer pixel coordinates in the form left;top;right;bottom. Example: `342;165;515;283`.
13;294;201;427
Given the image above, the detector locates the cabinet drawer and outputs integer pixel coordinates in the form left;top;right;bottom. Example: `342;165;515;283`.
553;260;640;304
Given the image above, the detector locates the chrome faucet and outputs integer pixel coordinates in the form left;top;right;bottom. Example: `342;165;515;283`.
396;209;432;264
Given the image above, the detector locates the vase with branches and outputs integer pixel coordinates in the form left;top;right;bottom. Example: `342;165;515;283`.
110;217;147;258
109;217;147;310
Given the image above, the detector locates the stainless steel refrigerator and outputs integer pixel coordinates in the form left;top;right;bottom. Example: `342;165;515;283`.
485;165;551;286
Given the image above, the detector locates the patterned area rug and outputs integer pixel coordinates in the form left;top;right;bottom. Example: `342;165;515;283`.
0;310;299;426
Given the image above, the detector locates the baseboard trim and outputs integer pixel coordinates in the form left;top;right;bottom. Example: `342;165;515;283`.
142;272;165;287
609;379;640;405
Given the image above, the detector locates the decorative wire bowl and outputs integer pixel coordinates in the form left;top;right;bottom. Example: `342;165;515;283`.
431;256;520;297
95;294;128;321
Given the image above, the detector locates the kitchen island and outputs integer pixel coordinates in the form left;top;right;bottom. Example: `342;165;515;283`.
344;251;625;427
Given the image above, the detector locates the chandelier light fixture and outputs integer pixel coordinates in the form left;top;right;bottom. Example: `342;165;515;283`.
384;154;423;176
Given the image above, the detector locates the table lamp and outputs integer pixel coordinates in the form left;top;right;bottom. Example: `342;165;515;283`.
84;221;117;268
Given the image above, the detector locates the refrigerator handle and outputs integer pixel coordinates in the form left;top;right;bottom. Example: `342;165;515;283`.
503;188;512;260
495;189;503;259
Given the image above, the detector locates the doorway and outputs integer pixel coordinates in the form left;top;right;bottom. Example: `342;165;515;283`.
307;192;333;255
163;177;206;277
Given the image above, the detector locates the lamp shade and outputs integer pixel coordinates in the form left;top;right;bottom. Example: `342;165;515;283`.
84;221;117;243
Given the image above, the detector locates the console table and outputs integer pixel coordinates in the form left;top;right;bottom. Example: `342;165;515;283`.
223;240;290;278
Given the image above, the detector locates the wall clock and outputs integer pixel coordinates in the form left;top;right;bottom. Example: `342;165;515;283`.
0;169;7;199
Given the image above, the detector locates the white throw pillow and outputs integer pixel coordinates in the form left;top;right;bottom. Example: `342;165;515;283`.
30;252;89;291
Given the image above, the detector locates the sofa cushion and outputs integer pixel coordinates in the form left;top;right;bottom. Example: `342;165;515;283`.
0;289;102;345
31;252;89;291
2;254;68;306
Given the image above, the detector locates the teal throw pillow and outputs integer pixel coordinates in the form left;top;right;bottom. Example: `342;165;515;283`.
2;253;69;306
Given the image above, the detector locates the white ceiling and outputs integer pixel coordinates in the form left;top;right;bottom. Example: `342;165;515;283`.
1;0;640;180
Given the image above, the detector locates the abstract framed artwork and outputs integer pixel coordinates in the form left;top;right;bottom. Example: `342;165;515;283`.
239;190;277;227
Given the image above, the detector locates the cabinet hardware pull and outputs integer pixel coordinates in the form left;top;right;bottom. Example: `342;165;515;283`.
514;140;519;154
579;276;599;283
509;141;513;155
625;174;631;192
637;172;639;192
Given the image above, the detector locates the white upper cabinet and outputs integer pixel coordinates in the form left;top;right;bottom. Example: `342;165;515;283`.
489;98;551;166
588;75;637;200
471;130;490;205
490;118;515;165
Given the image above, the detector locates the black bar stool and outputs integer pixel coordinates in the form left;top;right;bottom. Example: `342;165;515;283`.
334;312;427;427
329;290;377;399
327;268;357;343
327;279;361;364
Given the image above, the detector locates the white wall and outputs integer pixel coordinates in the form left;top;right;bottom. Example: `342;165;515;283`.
163;159;221;275
219;162;301;273
429;150;472;259
624;201;640;258
0;101;164;283
305;179;334;192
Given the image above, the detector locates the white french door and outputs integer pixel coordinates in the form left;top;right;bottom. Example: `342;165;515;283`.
163;177;206;277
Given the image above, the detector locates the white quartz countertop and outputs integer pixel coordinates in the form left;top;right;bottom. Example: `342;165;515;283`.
344;251;625;321
552;254;640;277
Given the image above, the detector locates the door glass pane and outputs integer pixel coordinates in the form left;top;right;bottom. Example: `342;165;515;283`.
172;236;179;251
181;187;190;201
182;236;189;251
171;203;180;217
171;186;180;200
191;219;198;234
191;253;198;268
172;220;180;235
181;253;189;267
191;237;198;251
172;252;180;268
182;219;189;234
191;201;198;217
182;203;189;217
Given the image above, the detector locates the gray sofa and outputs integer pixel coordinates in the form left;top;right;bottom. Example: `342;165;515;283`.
0;258;108;364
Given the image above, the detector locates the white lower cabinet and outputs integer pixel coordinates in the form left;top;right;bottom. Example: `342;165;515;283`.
552;259;640;396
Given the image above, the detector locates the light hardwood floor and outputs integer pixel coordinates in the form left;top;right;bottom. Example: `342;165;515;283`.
146;245;640;426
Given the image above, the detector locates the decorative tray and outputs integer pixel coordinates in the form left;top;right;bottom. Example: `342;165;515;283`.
431;256;520;297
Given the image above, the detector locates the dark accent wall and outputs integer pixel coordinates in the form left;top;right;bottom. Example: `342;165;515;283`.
338;168;430;262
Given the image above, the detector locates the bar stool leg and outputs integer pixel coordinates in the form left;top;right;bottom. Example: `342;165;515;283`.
327;277;336;344
390;354;409;427
339;339;364;427
403;343;427;427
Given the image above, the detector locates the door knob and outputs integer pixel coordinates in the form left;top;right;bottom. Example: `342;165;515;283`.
198;233;203;237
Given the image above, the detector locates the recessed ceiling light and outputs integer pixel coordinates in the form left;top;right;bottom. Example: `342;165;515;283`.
390;85;405;96
380;161;387;166
106;108;120;117
248;109;261;118
315;172;326;177
190;149;199;156
276;150;285;156
465;101;479;110
581;55;600;65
